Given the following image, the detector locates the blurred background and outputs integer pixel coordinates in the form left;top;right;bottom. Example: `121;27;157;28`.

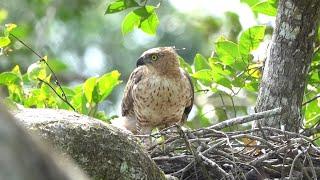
0;0;275;128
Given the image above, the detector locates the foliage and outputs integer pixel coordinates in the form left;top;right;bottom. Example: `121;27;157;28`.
180;26;266;127
0;0;319;133
241;0;278;16
0;28;121;121
0;60;121;121
1;61;120;121
105;0;159;35
0;23;16;47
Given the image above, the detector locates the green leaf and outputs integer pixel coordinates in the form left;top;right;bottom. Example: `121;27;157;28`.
209;59;232;76
55;86;76;103
252;1;277;16
105;0;139;14
71;90;88;113
27;62;46;81
194;53;210;72
95;111;109;121
239;25;266;56
192;69;214;83
96;70;121;103
83;76;97;103
5;23;17;32
122;10;141;35
11;65;21;76
215;75;232;89
179;57;193;74
244;80;259;92
240;0;260;6
215;37;239;65
0;72;21;85
305;92;320;126
121;6;159;35
139;7;159;34
0;36;10;47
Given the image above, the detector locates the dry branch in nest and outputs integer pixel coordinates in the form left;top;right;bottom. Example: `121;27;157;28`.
138;108;320;180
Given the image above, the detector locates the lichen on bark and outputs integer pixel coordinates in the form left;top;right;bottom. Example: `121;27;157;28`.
12;108;165;180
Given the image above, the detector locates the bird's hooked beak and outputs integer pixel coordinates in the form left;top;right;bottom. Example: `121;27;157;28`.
136;56;149;67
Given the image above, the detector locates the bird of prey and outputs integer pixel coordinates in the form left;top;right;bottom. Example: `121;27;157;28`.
117;47;194;135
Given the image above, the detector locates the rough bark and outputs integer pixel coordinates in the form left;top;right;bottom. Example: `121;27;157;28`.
12;108;165;180
0;104;88;180
255;0;320;132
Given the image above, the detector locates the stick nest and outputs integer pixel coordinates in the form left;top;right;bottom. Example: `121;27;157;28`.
139;108;320;180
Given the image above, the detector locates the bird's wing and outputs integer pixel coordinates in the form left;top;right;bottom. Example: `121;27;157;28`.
181;68;194;122
121;66;144;116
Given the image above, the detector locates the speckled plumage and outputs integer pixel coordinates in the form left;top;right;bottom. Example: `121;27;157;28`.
120;47;194;134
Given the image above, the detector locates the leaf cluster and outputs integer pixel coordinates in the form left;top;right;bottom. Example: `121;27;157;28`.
105;0;159;35
0;62;121;121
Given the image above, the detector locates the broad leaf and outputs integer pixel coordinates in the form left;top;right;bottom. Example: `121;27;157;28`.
209;59;232;76
121;6;159;35
139;7;159;34
215;37;239;65
179;57;193;74
194;53;210;72
83;76;97;103
5;23;17;32
122;10;141;35
105;0;139;14
240;0;260;6
305;97;320;126
192;69;214;83
0;36;10;47
252;1;277;16
0;72;21;85
239;25;266;56
96;70;121;102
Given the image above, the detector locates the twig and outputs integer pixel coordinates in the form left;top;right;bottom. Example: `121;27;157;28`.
218;92;228;119
302;95;320;106
261;127;313;142
195;89;209;93
10;33;43;58
305;151;317;179
170;161;194;177
249;143;293;166
229;95;237;117
289;150;304;179
38;78;76;111
303;122;320;137
152;155;193;161
175;125;199;180
208;107;282;130
10;33;76;112
231;134;276;149
197;151;234;179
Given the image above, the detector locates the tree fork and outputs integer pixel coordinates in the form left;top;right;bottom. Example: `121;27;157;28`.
255;0;320;132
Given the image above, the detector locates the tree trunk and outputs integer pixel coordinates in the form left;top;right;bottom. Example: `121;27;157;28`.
255;0;320;132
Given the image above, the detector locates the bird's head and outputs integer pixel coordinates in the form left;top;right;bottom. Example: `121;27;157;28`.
136;47;180;75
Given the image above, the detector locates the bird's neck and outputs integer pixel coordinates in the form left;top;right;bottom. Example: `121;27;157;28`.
148;63;181;78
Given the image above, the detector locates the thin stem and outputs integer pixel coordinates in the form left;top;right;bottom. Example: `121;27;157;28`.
10;33;76;112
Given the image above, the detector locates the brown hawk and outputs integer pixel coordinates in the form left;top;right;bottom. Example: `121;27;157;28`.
118;47;194;135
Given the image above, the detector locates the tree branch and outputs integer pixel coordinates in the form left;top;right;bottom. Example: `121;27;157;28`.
208;107;282;130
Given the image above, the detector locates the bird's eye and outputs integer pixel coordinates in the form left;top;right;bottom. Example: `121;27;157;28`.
151;54;158;61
